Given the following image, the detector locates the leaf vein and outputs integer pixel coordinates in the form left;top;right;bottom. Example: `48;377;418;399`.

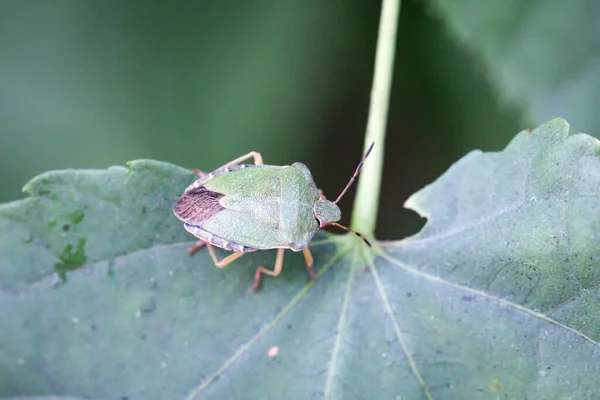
184;246;351;400
323;248;357;400
382;201;523;247
381;251;600;347
368;248;435;400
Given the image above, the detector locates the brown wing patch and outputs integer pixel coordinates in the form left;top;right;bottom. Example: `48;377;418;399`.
173;186;224;224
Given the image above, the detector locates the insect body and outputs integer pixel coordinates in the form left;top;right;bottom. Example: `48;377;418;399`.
173;143;373;291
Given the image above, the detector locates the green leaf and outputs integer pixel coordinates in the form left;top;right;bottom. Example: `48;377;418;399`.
3;397;85;400
1;119;599;399
432;1;600;136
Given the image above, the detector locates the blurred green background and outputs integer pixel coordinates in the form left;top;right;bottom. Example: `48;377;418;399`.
9;0;594;240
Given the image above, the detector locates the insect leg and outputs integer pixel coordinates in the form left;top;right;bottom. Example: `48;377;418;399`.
252;248;285;291
302;247;316;281
217;151;264;170
187;240;206;255
192;169;207;178
205;243;245;268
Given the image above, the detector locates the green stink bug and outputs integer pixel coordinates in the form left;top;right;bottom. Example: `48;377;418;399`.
173;143;373;291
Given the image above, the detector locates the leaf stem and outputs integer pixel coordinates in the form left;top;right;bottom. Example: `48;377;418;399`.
350;0;401;237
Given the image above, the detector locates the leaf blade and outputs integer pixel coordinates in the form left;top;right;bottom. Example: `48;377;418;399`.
1;119;599;399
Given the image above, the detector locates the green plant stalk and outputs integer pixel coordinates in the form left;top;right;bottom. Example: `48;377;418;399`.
350;0;400;237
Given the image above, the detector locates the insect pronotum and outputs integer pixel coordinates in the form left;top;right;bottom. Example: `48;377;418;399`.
173;142;374;291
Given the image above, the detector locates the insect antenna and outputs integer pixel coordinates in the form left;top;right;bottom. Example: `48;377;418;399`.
329;222;372;247
334;142;375;204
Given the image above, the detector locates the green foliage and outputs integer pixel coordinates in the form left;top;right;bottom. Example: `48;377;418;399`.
1;119;599;399
0;1;360;203
433;0;600;136
4;398;84;400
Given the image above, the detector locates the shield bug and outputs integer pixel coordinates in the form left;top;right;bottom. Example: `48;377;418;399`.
173;142;374;291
